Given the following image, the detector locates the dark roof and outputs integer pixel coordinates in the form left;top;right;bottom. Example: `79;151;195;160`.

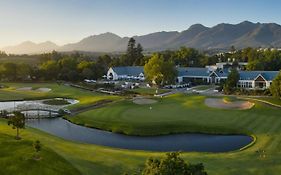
214;68;229;77
239;71;279;81
112;66;143;76
177;67;209;77
111;66;279;81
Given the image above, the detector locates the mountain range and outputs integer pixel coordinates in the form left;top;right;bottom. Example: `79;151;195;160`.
3;21;281;54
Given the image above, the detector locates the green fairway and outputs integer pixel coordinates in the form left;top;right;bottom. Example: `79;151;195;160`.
69;94;277;136
128;87;170;95
1;83;281;174
246;97;281;106
67;93;281;174
0;132;80;175
0;119;147;175
0;83;120;109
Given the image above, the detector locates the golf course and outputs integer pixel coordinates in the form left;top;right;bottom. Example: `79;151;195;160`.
1;83;281;175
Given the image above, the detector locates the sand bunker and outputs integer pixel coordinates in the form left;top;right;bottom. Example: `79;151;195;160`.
16;87;51;92
36;88;51;92
205;98;254;110
16;87;32;91
133;97;157;105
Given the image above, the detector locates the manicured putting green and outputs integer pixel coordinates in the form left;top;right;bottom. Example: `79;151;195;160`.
132;97;157;105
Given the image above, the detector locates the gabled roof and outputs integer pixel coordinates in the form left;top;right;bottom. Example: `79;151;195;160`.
214;68;229;78
260;71;279;81
112;66;143;76
239;71;279;81
177;67;209;77
254;74;266;81
209;71;219;77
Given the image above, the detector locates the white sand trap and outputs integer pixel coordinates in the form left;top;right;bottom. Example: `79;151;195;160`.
133;97;157;105
16;87;51;92
205;98;254;110
17;87;32;91
36;88;51;92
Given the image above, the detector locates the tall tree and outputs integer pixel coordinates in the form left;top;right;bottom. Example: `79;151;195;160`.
144;53;177;86
8;111;25;140
134;43;144;65
2;62;17;81
144;54;164;85
127;38;137;65
39;60;59;80
270;71;281;98
141;152;207;175
175;47;202;67
17;63;32;80
223;69;240;94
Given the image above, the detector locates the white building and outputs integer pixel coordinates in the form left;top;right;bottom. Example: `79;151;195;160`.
107;66;145;81
106;65;279;90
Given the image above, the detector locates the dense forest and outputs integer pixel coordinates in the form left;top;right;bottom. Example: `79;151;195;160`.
0;39;281;82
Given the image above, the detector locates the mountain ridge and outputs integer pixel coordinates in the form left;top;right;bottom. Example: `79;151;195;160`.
3;21;281;54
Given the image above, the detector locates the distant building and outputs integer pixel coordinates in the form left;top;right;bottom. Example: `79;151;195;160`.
215;62;248;70
107;66;145;81
106;63;279;90
237;71;278;89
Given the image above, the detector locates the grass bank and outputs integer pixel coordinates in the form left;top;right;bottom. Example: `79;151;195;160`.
68;94;265;136
1;84;281;174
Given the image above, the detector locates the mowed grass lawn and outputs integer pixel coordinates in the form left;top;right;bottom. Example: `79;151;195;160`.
67;93;281;174
69;94;280;136
1;97;281;175
0;119;149;175
128;87;170;95
0;132;80;175
1;84;281;174
0;83;120;109
249;97;281;106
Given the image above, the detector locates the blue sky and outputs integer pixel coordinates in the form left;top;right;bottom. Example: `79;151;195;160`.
0;0;280;47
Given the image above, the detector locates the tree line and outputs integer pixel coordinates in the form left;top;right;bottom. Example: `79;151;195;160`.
217;47;281;71
124;152;207;175
1;42;281;82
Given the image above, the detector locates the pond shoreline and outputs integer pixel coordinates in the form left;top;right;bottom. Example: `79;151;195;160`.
65;116;253;137
26;117;254;152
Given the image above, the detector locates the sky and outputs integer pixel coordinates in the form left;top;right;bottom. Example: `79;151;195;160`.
0;0;281;47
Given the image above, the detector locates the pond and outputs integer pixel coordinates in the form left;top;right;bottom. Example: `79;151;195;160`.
26;118;253;152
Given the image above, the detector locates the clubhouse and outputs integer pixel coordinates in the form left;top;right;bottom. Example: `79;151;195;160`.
106;63;279;90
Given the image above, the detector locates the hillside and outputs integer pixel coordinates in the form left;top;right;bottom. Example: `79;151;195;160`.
3;21;281;54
